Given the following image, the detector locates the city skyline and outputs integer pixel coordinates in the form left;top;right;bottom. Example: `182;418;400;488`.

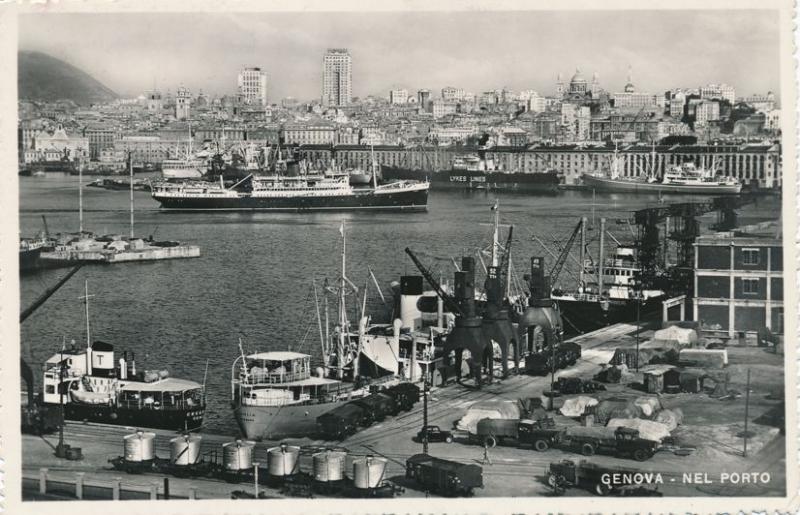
19;10;780;102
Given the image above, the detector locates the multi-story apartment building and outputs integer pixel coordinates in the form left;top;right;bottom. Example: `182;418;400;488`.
699;83;736;104
441;86;466;102
740;92;777;113
693;226;783;338
694;100;721;126
238;67;269;106
432;100;458;119
83;127;116;160
322;48;352;107
282;123;336;145
389;89;408;104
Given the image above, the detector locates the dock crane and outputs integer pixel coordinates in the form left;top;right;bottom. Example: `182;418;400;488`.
404;248;464;317
548;220;583;290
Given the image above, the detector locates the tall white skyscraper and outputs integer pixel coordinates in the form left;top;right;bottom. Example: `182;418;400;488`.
238;67;269;106
322;48;352;106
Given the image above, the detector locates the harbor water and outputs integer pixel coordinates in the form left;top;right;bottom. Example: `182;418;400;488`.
19;174;778;434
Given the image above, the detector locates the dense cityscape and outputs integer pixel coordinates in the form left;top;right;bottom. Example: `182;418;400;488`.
16;9;789;506
19;47;782;189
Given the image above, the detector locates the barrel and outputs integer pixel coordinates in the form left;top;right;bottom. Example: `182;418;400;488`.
266;444;300;476
123;431;156;463
352;456;387;489
169;434;202;466
312;450;347;482
222;439;255;471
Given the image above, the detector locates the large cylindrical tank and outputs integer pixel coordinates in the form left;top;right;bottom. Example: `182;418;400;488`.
312;450;347;482
169;434;202;465
222;439;255;471
352;456;387;489
267;444;300;476
124;431;156;462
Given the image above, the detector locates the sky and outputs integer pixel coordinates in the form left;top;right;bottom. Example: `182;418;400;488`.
19;10;781;101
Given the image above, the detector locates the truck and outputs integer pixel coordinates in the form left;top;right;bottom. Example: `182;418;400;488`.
405;453;483;497
561;426;657;461
473;417;563;450
547;459;663;496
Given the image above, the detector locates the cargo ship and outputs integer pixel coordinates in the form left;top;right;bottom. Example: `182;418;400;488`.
19;235;53;273
581;145;741;195
549;218;664;334
42;282;205;431
381;150;560;193
152;172;428;212
231;223;428;440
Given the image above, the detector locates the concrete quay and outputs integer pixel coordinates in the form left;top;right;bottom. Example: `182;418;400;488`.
22;322;787;500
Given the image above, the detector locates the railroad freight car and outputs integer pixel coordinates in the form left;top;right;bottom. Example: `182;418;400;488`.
383;382;420;411
524;342;581;375
351;392;398;424
547;459;663;496
405;453;483;496
316;403;367;440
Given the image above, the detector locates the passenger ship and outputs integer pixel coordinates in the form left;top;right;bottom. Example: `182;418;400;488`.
161;158;205;179
581;145;741;195
151;172;429;211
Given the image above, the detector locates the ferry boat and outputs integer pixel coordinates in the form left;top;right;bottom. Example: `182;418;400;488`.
42;282;206;431
581;145;741;195
382;148;561;193
151;172;429;211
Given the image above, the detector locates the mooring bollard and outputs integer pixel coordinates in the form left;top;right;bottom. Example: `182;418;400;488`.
189;487;197;500
39;468;48;495
112;477;121;500
149;483;158;500
75;472;85;499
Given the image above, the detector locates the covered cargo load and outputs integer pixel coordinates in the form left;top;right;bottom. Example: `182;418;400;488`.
633;396;662;418
678;349;727;368
351;392;397;423
455;399;520;433
653;408;684;431
559;396;599;417
593;399;641;424
652;326;697;347
606;418;671;442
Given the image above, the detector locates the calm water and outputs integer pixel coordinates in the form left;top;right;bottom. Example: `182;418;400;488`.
19;174;777;434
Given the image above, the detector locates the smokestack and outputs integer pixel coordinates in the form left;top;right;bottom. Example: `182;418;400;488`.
399;276;424;330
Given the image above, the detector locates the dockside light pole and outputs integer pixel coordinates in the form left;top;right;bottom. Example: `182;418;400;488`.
743;369;751;457
129;151;134;239
422;379;430;455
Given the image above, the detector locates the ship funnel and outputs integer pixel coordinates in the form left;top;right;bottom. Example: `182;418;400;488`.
399;275;424;330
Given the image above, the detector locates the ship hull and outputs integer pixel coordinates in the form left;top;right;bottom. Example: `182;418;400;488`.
162;169;204;179
581;174;742;195
555;297;663;335
153;186;429;212
234;402;341;440
382;166;560;193
19;247;43;273
57;402;205;431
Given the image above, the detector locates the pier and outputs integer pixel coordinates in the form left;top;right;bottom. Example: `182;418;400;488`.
22;322;786;500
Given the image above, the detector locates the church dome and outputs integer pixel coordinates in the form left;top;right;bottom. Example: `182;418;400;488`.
570;69;587;85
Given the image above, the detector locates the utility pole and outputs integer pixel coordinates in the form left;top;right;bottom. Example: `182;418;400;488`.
56;339;66;458
129;151;134;239
743;368;751;457
422;379;430;455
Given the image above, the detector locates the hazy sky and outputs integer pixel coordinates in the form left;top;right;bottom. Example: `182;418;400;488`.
19;10;781;101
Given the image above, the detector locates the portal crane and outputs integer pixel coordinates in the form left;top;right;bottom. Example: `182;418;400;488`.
404;247;464;316
548;220;582;289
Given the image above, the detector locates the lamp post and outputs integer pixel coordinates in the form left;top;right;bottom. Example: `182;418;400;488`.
422;379;430;455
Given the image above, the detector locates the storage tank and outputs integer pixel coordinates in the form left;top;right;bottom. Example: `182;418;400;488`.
222;439;255;471
352;456;387;489
267;443;300;477
169;434;202;465
312;450;347;482
123;430;156;463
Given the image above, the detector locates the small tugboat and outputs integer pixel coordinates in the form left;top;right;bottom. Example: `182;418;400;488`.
42;281;206;430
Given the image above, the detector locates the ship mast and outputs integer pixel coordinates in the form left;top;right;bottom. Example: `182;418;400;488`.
78;158;83;233
129;151;134;239
491;199;501;267
79;280;94;374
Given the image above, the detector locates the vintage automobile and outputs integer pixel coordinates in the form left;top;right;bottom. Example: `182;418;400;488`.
416;425;454;444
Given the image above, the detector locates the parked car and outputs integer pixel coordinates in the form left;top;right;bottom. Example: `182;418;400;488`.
416;425;454;444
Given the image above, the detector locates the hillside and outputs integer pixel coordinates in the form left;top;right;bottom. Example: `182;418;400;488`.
18;51;117;105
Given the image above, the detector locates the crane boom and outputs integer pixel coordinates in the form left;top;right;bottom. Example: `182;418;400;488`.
404;247;464;316
20;265;83;323
498;225;514;297
549;220;582;287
